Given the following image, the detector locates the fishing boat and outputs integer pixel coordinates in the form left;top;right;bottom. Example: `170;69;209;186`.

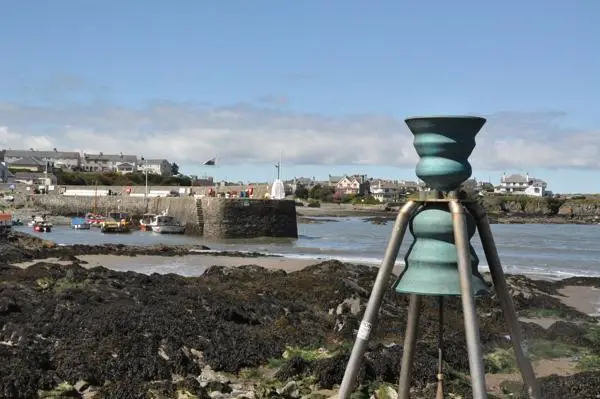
150;215;185;234
71;217;91;230
33;220;52;233
108;212;131;227
85;212;105;227
0;213;12;235
100;218;131;234
11;218;23;226
139;213;156;231
28;215;47;227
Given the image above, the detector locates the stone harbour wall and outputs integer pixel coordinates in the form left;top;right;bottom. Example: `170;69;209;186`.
201;198;298;239
32;196;297;238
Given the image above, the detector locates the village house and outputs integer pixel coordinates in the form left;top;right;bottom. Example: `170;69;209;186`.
398;180;422;193
495;173;548;197
326;174;343;187
287;177;317;193
4;149;81;170
7;156;49;172
335;174;369;195
81;153;139;174
0;151;15;183
370;179;402;202
140;158;172;176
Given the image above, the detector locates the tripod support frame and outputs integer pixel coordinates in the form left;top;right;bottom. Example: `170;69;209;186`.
337;192;541;399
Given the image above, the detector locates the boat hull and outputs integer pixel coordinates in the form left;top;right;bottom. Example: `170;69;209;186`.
33;225;52;233
71;223;91;230
151;225;185;234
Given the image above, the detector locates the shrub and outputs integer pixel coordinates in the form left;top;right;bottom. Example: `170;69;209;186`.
307;200;321;208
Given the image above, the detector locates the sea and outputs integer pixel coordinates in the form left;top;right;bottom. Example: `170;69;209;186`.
13;216;600;280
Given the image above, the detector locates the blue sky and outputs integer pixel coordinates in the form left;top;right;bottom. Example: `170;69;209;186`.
0;0;599;193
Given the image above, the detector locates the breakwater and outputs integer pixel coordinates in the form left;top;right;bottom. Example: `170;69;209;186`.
32;196;298;239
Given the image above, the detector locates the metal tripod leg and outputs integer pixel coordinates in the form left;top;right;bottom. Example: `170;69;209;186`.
449;201;488;399
436;296;445;399
338;201;419;399
397;294;422;399
467;202;541;399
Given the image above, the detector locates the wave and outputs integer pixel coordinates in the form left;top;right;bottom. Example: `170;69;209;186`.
264;251;600;281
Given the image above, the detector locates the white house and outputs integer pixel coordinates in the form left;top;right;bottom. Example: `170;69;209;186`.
370;179;401;202
140;159;172;176
495;173;548;197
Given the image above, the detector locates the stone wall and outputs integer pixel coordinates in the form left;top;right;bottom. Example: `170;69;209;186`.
201;198;298;239
32;196;297;238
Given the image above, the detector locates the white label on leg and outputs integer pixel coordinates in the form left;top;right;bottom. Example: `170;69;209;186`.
357;321;372;340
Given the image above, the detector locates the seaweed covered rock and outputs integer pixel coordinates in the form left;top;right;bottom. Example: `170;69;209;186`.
1;256;600;398
501;371;600;398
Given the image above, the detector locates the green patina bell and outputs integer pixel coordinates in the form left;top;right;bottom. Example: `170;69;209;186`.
394;203;490;296
393;116;490;296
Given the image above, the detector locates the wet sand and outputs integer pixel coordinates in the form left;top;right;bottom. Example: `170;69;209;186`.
557;285;600;316
13;254;322;276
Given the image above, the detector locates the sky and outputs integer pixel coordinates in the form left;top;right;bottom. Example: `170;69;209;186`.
1;0;599;193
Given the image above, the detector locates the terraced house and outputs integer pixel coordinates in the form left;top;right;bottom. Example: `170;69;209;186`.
81;152;139;174
4;149;81;170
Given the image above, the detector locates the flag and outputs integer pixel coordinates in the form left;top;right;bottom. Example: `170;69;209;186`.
203;158;216;166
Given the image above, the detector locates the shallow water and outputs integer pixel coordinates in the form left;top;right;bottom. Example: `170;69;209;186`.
14;217;600;279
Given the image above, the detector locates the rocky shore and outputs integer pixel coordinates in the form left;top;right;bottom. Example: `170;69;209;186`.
0;231;273;265
1;233;600;398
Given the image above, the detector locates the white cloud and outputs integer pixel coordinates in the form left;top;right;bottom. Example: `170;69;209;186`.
0;101;598;170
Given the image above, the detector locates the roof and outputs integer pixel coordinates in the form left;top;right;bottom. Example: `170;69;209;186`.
5;149;80;159
84;153;138;163
143;159;169;164
503;174;528;183
10;156;47;166
372;181;398;189
116;162;135;168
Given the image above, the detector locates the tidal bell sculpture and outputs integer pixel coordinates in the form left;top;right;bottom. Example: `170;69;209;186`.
337;116;541;399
